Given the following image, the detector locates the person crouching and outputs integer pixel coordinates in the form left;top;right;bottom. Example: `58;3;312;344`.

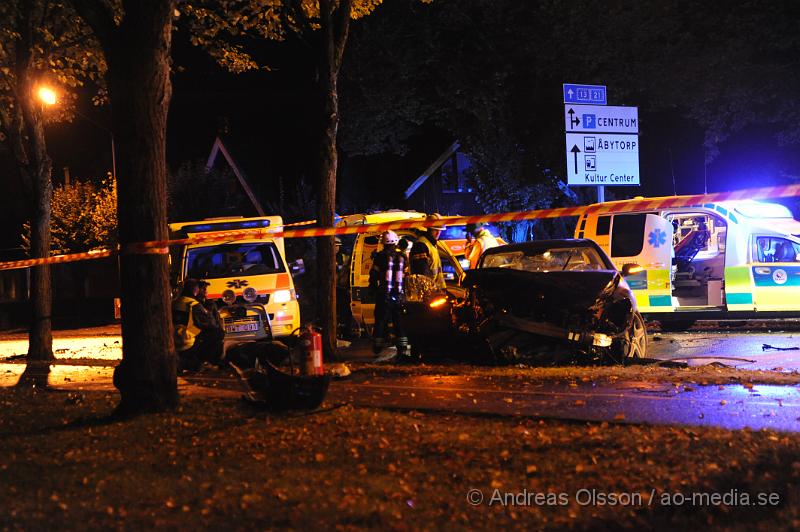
172;278;225;372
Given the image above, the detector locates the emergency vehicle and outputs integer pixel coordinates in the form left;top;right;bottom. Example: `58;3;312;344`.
168;216;300;340
338;211;466;333
575;198;800;328
438;223;507;269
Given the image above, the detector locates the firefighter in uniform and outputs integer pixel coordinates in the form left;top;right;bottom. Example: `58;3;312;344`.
410;212;447;289
173;278;225;372
369;230;411;360
466;222;500;270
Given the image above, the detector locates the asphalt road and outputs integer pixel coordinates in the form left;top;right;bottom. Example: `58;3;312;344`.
648;326;800;371
3;323;800;432
327;375;800;432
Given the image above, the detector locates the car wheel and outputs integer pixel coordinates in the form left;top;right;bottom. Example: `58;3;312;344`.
623;312;647;359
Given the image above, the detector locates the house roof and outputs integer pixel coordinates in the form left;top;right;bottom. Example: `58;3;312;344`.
205;136;266;216
403;141;460;200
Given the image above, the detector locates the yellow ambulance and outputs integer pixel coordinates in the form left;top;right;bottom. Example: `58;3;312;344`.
168;216;300;340
575;198;800;329
338;211;465;333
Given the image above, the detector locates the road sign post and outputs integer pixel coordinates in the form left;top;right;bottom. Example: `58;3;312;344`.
562;84;639;202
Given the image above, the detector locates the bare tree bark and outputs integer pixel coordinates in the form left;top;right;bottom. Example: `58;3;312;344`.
317;0;352;359
71;0;178;414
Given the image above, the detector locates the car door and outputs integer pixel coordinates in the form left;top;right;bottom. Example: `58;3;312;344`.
349;233;381;329
750;235;800;311
609;213;674;313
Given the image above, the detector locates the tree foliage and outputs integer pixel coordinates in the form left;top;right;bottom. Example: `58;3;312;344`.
177;0;385;73
23;176;117;254
0;0;105;136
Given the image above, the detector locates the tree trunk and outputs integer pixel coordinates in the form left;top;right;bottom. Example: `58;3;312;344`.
316;0;352;360
10;4;55;388
17;107;54;387
316;75;339;358
72;0;178;414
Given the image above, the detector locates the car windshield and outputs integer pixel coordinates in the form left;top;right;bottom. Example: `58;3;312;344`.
481;246;608;272
186;242;285;279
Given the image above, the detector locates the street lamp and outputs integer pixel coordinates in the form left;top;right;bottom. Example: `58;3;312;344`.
37;86;116;181
37;87;57;106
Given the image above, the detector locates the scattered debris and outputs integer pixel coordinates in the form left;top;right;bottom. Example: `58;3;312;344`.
762;344;799;352
326;363;351;379
664;356;755;364
231;360;330;411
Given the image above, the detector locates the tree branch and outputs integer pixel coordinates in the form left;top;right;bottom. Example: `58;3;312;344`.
331;0;353;72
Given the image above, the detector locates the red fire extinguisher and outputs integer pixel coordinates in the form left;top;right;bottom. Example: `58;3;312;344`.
299;325;324;376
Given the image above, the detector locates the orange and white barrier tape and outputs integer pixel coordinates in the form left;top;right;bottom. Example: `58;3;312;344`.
2;183;799;271
0;249;113;271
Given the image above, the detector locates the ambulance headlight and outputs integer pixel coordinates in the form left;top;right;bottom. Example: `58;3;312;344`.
272;289;292;303
222;289;236;305
243;287;257;303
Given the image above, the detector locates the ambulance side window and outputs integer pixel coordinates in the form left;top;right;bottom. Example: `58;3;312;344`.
610;214;646;257
596;216;611;236
755;236;800;263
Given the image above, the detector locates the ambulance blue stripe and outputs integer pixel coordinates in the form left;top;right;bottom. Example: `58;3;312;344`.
726;293;753;305
752;266;800;287
626;270;647;290
648;295;672;307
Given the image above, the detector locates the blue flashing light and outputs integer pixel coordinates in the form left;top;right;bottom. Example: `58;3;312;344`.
182;219;271;234
441;223;503;241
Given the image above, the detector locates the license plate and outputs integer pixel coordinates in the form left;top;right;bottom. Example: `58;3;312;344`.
225;322;260;333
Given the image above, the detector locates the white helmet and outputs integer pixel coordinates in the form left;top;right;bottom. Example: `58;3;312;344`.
381;230;399;245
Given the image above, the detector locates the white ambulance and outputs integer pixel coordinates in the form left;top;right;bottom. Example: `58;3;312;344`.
575;198;800;329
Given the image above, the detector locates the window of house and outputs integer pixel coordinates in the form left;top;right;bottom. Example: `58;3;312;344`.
440;155;458;193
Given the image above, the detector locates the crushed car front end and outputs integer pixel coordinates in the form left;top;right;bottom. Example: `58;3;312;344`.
454;240;645;364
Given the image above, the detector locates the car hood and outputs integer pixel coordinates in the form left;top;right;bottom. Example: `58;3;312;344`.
464;268;619;316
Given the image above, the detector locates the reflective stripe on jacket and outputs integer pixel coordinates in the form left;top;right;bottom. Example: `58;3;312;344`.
172;296;202;351
420;235;445;289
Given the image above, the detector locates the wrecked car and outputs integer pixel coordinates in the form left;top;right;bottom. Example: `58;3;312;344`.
453;239;647;364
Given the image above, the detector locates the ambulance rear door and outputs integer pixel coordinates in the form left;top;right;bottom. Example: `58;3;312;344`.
608;213;674;313
349;233;382;329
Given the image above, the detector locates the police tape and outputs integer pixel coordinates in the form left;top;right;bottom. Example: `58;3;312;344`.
280;184;800;238
2;183;800;271
0;249;113;271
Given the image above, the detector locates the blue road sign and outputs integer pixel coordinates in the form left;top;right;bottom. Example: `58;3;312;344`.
563;84;607;105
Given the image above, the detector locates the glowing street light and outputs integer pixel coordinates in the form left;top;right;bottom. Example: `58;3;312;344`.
36;85;116;181
37;86;57;106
